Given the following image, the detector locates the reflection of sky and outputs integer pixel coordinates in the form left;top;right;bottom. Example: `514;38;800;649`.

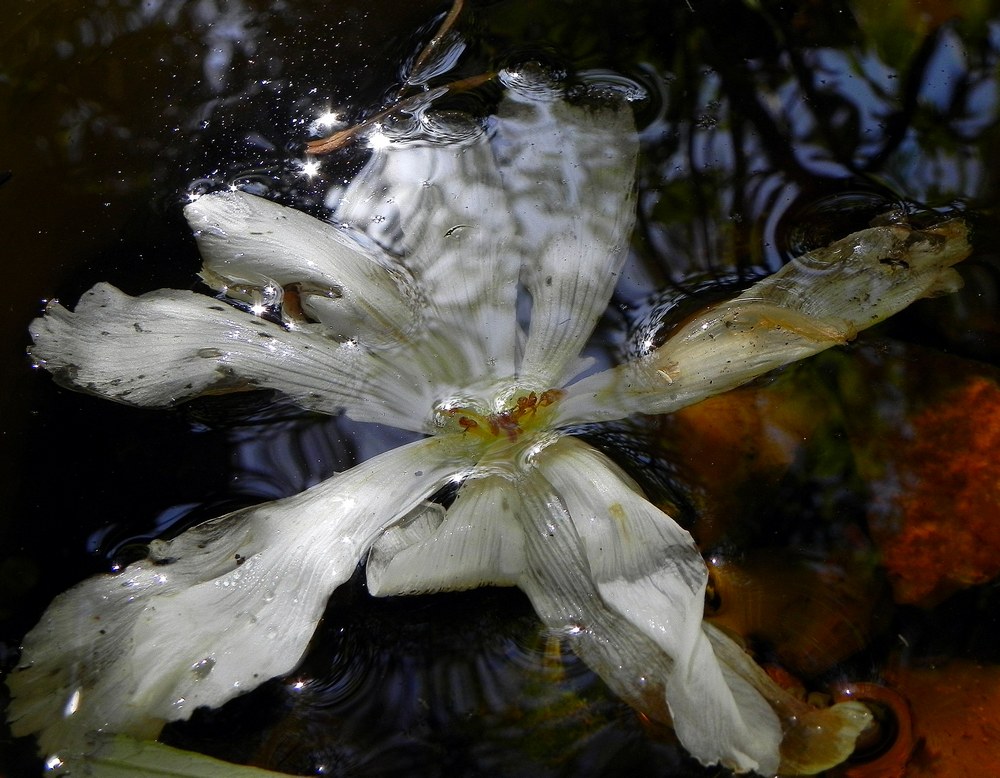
802;48;898;170
640;26;999;284
920;30;968;112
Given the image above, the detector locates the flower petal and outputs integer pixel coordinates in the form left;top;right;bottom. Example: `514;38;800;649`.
334;113;521;384
558;218;971;426
366;474;526;596
29;283;436;431
185;190;421;346
495;93;638;387
7;437;466;755
516;437;782;774
702;622;873;775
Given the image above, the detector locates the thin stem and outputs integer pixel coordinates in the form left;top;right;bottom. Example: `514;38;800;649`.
305;72;495;155
408;0;466;85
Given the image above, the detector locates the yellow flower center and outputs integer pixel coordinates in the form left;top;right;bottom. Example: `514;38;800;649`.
439;388;564;443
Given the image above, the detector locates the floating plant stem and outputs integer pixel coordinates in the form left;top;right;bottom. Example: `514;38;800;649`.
407;0;466;85
305;72;496;155
306;0;486;156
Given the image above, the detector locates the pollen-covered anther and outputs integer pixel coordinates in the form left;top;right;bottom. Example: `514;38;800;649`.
446;389;565;442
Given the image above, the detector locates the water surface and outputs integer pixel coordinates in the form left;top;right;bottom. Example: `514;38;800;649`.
2;1;999;775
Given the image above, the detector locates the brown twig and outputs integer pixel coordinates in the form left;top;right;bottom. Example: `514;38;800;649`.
306;0;480;156
305;71;495;156
408;0;466;85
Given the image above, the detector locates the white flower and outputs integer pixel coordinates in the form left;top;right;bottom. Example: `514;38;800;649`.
8;87;970;776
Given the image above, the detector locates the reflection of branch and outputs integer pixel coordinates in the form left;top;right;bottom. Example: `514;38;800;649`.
710;60;810;185
727;116;756;276
762;8;942;182
721;3;861;179
686;114;717;274
633;184;696;298
861;26;942;174
305;72;495;155
408;0;465;84
780;44;861;173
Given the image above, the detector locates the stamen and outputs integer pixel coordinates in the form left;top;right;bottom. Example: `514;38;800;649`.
440;389;565;442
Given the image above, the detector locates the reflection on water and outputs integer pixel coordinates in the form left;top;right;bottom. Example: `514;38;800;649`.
2;0;1000;775
161;587;663;777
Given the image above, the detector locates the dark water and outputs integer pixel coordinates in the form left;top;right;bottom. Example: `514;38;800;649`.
2;0;999;775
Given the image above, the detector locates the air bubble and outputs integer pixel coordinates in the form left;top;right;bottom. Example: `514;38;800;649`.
191;657;215;680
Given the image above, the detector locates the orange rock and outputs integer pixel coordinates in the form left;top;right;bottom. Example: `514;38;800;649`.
870;376;1000;605
706;551;880;677
886;661;1000;777
658;368;831;547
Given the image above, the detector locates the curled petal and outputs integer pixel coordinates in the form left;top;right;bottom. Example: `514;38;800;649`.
185;190;421;346
29;283;435;431
495;93;638;387
558;218;971;425
7;437;466;755
367;474;526;596
703;623;873;775
517;437;782;774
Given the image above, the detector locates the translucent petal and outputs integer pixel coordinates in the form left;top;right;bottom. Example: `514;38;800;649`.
517;437;782;774
334;114;521;384
495;94;638;387
29;283;436;431
185;190;421;346
558;218;971;426
7;437;467;754
702;623;873;775
367;474;526;595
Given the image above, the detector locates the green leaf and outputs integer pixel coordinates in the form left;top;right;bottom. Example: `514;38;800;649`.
52;735;294;778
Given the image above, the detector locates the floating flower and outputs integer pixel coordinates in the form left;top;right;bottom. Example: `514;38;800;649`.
8;85;971;775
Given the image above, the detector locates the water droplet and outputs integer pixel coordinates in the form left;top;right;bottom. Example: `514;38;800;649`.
62;688;82;717
209;269;285;319
191;657;215;680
